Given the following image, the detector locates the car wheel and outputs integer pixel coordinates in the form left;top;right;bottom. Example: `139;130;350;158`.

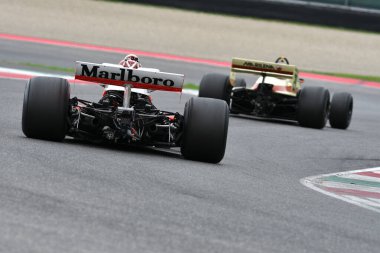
329;92;353;129
230;78;246;114
297;86;330;129
199;73;231;106
22;76;70;141
181;97;229;163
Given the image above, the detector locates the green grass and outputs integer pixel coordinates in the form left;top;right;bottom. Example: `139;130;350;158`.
183;83;199;90
19;62;75;73
10;61;380;85
303;70;380;83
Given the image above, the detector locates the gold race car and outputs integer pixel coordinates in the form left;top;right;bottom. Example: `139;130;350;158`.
199;57;353;129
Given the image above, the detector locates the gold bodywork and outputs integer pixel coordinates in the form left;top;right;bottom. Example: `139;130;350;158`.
229;58;301;97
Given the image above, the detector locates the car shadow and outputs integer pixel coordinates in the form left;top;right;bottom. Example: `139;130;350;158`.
63;137;184;160
18;135;225;165
230;113;299;127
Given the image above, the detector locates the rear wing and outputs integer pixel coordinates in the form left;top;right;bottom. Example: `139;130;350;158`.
75;61;184;92
230;58;299;87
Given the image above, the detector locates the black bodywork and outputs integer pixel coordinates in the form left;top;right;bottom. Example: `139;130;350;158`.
67;91;184;147
230;83;299;121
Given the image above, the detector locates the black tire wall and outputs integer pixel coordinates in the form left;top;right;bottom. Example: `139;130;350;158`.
181;97;229;163
22;77;70;141
199;73;231;106
329;92;353;129
297;86;330;129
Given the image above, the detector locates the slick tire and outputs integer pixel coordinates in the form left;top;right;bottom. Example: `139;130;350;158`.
230;78;246;114
329;92;353;129
181;97;229;163
199;73;231;106
22;76;70;141
297;86;330;129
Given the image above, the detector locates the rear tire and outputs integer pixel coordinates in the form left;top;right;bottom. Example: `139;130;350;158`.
199;73;231;106
230;78;246;114
22;77;70;141
297;86;330;129
181;97;229;163
329;92;353;129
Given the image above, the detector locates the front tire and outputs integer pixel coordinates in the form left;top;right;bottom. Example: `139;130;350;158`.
297;86;330;129
199;73;231;106
22;77;70;141
329;92;353;129
181;97;229;163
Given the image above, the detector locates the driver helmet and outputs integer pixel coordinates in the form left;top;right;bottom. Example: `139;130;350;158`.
119;54;141;69
275;56;289;65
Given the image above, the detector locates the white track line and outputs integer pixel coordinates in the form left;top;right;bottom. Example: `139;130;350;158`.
300;167;380;214
0;67;198;96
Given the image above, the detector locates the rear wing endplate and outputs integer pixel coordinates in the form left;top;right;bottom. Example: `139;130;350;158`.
75;61;184;92
230;58;299;87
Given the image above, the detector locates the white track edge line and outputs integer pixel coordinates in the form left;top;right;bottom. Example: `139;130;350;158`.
300;167;380;214
0;67;198;96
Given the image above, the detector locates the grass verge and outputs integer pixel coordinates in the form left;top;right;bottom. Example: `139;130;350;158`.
11;62;380;87
20;62;75;73
303;70;380;83
183;83;200;90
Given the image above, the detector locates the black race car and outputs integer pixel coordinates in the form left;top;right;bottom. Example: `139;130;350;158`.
22;61;229;163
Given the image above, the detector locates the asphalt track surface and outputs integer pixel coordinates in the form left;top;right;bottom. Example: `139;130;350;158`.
1;39;380;253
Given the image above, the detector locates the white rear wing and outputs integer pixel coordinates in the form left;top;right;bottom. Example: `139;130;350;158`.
75;61;184;92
